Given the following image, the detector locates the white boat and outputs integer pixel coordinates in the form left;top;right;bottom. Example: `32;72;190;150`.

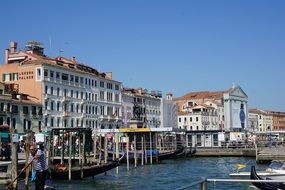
229;168;285;180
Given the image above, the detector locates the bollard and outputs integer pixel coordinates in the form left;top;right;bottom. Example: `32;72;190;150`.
200;177;207;190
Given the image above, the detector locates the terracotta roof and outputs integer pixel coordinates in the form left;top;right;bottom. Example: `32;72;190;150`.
249;108;268;115
177;111;189;116
175;90;226;101
18;52;117;81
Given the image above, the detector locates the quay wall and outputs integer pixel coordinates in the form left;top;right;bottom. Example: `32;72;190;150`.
256;146;285;163
193;148;256;157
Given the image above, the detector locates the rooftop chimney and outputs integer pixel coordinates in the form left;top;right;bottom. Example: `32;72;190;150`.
105;72;113;80
166;93;173;101
10;42;17;53
5;49;10;64
72;56;76;62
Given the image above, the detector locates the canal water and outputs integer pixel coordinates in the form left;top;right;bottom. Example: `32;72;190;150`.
7;157;268;190
52;157;267;190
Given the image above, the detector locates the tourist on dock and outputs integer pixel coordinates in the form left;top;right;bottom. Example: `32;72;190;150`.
29;144;47;190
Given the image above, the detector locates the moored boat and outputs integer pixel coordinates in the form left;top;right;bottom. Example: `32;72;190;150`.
230;168;285;180
50;160;120;180
250;166;285;190
108;148;184;163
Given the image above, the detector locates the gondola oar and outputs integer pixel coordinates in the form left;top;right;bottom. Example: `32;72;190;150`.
7;158;34;190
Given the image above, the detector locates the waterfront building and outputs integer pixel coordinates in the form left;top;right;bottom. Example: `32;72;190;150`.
248;111;259;132
121;88;162;129
161;93;177;129
249;109;285;132
176;85;248;132
175;85;248;147
270;111;285;131
0;82;42;134
249;109;273;132
0;41;122;131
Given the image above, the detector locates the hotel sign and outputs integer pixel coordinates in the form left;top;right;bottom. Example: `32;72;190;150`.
18;71;34;80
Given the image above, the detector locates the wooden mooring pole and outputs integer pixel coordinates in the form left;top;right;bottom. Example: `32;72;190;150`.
93;130;97;162
149;132;153;164
144;134;147;164
24;132;31;190
97;135;102;166
68;132;72;181
10;127;18;190
104;135;108;164
134;134;137;167
61;130;64;164
115;132;119;175
126;134;129;170
141;135;144;166
155;133;158;163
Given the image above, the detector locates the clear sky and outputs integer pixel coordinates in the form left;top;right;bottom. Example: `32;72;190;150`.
0;0;285;111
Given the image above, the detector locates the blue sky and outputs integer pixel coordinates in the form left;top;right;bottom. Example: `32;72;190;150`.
0;0;285;111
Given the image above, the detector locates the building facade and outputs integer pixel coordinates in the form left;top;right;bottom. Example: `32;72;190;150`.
249;109;285;132
161;93;177;129
0;41;122;131
175;85;248;147
248;111;259;132
0;82;42;133
271;112;285;131
121;88;163;129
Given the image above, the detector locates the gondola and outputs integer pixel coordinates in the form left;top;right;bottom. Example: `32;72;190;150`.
250;166;285;190
50;154;125;180
50;160;120;180
108;148;184;163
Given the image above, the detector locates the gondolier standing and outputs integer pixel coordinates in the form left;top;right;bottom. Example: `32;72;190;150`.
29;144;47;190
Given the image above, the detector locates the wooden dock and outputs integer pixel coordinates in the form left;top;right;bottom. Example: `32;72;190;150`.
256;145;285;163
193;148;256;157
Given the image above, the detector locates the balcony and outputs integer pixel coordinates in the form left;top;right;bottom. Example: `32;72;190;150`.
80;99;85;105
62;111;71;117
44;94;50;100
202;121;210;125
98;115;109;121
44;110;50;116
62;96;71;102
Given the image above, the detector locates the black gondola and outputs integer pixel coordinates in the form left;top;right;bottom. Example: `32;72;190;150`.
250;166;285;190
108;148;184;163
50;160;120;180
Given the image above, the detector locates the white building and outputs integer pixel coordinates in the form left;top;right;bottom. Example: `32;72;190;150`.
161;93;177;129
175;85;248;147
223;85;248;132
121;88;163;129
248;111;259;132
249;109;273;132
0;41;123;131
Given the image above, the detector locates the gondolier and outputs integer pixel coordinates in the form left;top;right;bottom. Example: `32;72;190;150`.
29;144;47;190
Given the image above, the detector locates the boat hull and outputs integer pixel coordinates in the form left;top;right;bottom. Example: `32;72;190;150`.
230;169;285;180
50;161;120;180
250;166;285;190
108;148;184;163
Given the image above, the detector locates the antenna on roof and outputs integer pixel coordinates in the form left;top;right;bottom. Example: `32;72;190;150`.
59;49;64;57
49;36;52;50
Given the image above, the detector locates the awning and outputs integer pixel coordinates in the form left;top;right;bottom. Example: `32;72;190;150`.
0;132;9;142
